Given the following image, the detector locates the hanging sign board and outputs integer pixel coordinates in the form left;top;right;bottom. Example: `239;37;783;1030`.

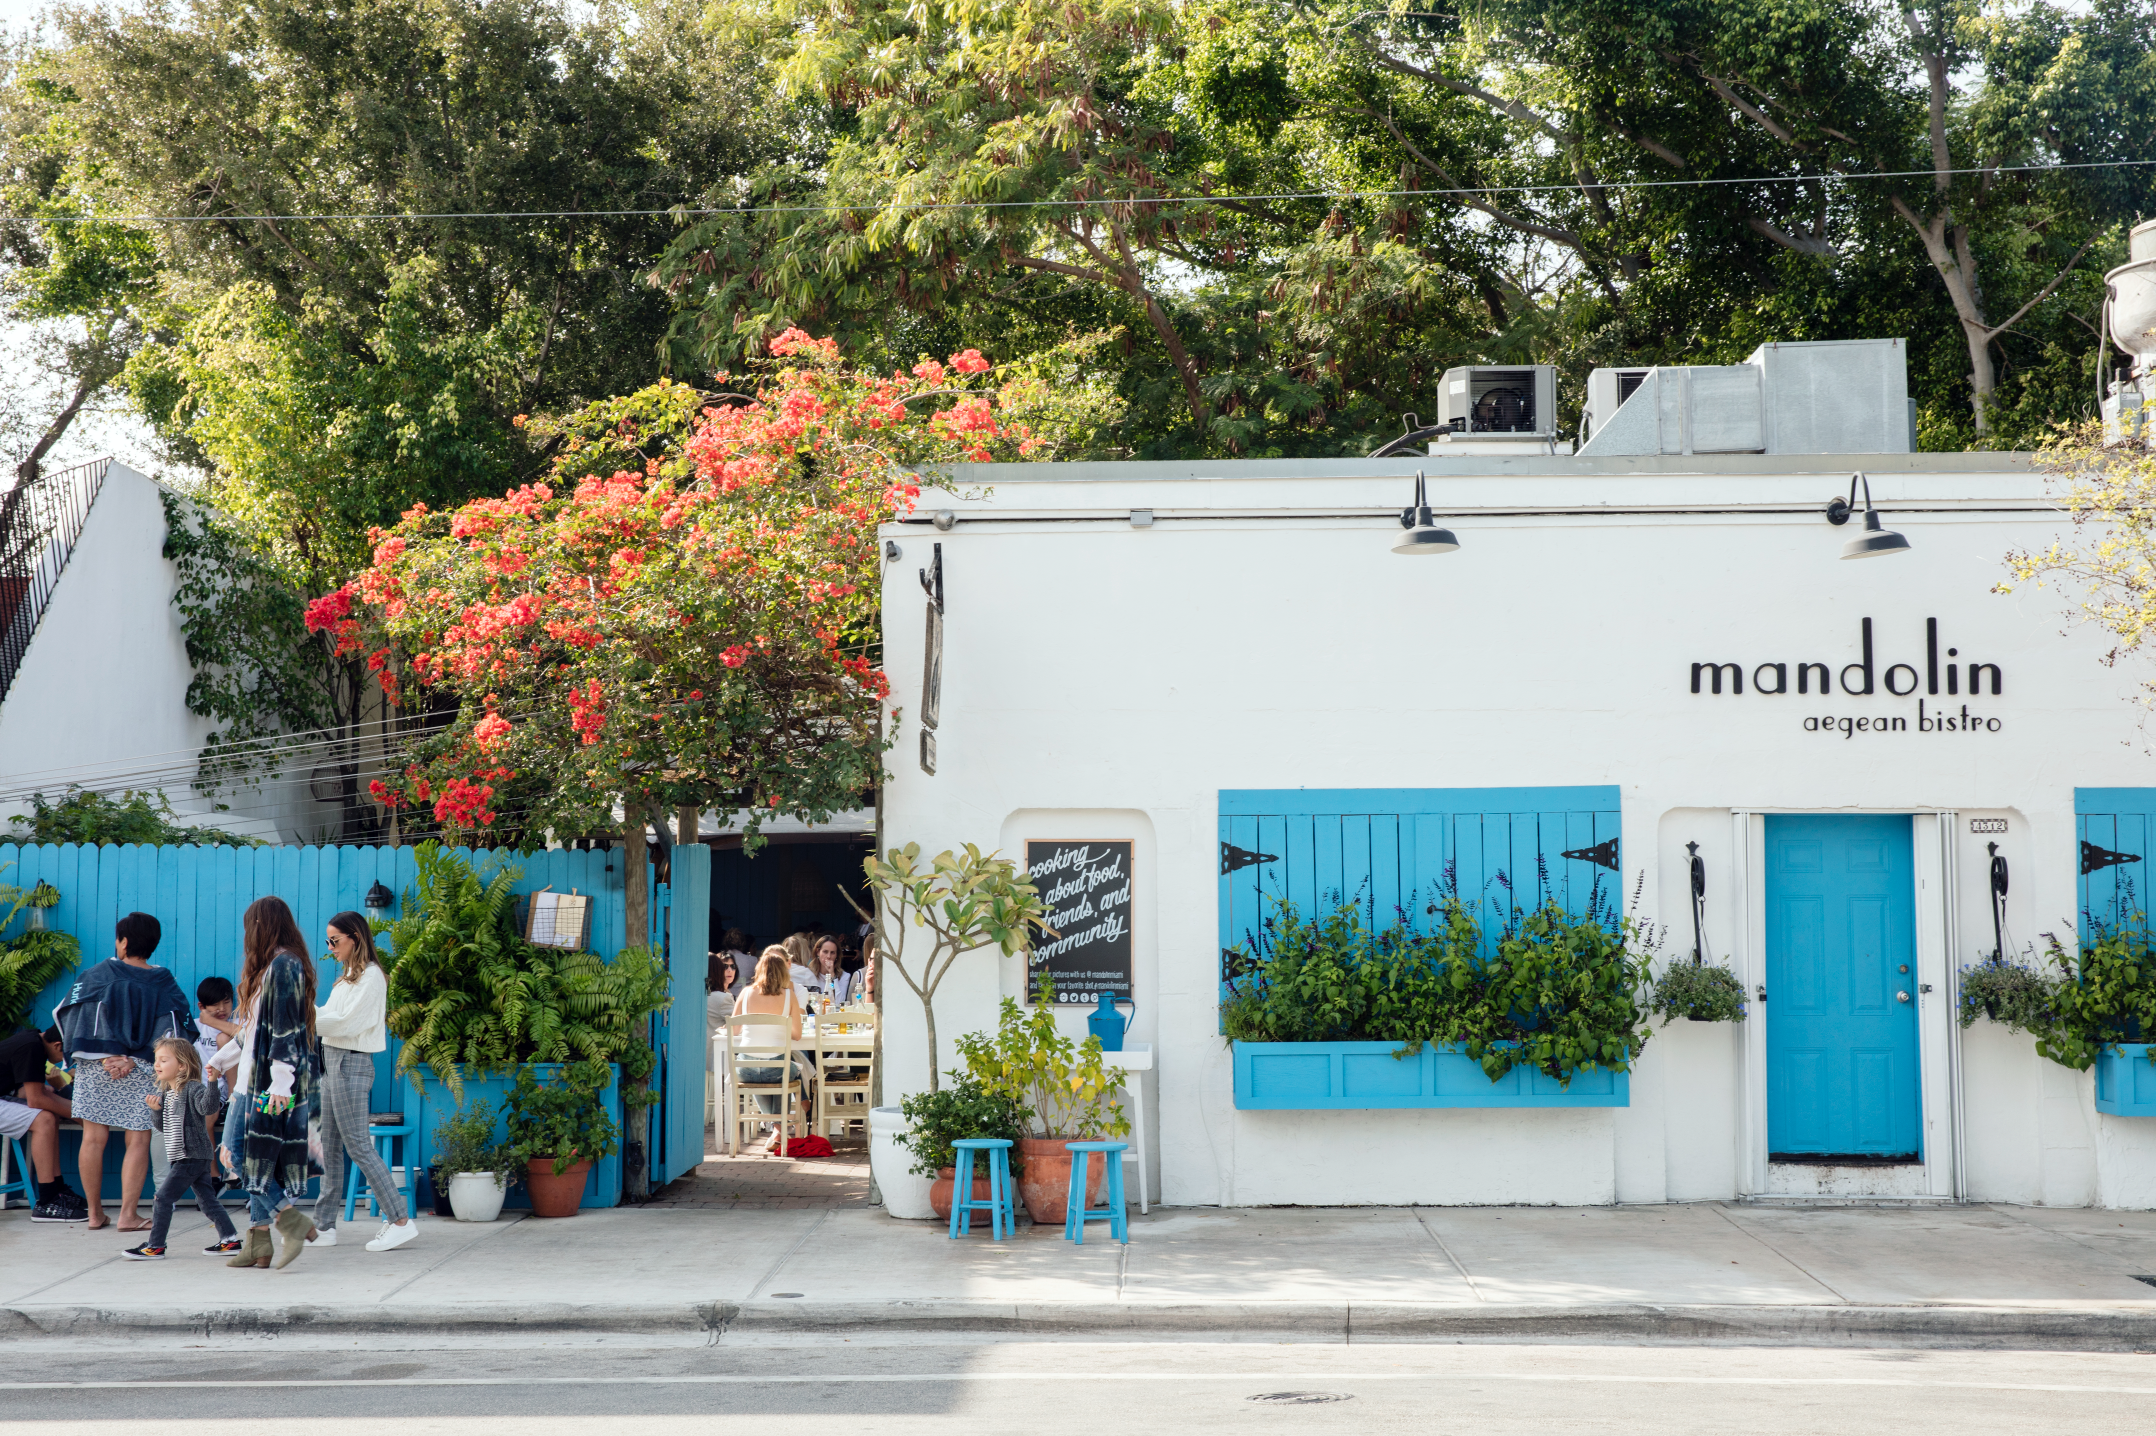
1024;840;1133;1004
525;888;592;950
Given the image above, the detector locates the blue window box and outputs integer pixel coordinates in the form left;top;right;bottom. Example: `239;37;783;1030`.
2094;1044;2156;1117
1231;1040;1629;1110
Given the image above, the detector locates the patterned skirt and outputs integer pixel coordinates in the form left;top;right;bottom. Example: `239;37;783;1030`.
71;1058;157;1130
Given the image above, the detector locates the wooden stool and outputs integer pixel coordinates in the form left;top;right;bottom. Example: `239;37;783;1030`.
1062;1141;1128;1245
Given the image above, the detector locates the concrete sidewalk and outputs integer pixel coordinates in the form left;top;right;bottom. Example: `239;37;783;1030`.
8;1200;2156;1347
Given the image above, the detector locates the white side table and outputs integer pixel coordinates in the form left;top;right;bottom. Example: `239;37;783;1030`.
1099;1043;1153;1213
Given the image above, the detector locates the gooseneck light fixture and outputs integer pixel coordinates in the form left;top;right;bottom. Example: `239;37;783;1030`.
1392;471;1460;555
1824;472;1911;559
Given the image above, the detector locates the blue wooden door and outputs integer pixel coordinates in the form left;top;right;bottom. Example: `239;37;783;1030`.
1764;815;1920;1162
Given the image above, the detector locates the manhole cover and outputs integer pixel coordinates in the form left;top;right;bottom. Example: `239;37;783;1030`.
770;1292;805;1299
1248;1392;1353;1405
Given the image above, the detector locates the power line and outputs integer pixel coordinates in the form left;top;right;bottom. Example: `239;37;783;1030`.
16;156;2156;226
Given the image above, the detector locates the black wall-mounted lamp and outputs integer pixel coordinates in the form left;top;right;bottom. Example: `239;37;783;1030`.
363;880;395;919
1392;471;1460;555
1824;472;1911;559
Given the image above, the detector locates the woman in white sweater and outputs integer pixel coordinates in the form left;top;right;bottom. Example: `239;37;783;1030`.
309;911;416;1252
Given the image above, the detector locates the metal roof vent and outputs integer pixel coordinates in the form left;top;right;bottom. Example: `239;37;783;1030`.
1576;339;1911;458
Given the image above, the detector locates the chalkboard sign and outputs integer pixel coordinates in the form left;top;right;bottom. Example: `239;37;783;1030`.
1025;840;1134;1004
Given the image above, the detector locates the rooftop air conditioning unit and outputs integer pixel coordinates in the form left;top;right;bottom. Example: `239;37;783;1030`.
1580;369;1649;446
1435;365;1557;440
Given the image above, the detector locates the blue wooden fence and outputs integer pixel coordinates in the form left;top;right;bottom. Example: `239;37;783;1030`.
1;840;708;1200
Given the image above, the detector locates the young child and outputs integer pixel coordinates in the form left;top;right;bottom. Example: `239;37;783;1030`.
124;1038;241;1260
192;977;236;1149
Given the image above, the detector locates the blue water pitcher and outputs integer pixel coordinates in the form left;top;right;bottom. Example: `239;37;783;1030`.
1087;990;1134;1051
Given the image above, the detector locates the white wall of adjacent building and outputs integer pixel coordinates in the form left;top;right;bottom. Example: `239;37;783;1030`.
875;450;2156;1209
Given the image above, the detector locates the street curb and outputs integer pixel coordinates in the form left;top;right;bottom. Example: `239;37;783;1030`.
9;1299;2156;1348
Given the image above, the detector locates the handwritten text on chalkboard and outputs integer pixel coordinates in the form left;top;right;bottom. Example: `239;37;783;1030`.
1025;840;1134;1004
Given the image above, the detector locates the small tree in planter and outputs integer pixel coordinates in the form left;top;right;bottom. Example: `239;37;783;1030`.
849;843;1052;1092
503;1059;621;1217
955;974;1131;1224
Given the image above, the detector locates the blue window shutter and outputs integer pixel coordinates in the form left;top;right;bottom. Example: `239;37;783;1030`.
2075;789;2156;936
1218;786;1623;993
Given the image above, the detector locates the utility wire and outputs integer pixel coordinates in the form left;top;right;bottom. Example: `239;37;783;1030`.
17;156;2156;225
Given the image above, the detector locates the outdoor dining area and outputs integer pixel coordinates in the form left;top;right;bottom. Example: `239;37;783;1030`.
713;1000;877;1156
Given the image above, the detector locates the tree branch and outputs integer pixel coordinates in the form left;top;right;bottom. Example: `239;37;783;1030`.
1981;237;2096;343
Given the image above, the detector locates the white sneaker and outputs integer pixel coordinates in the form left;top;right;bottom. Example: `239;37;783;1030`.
365;1219;418;1253
306;1227;338;1247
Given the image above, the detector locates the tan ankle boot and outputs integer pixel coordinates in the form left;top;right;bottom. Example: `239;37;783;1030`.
272;1206;315;1269
226;1226;271;1269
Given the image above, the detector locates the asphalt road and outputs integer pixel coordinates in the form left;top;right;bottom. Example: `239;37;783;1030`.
7;1339;2156;1432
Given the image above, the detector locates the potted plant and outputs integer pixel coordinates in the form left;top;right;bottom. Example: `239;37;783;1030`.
503;1059;621;1217
433;1101;509;1223
895;1078;1030;1219
956;974;1131;1225
1649;960;1747;1023
849;843;1053;1220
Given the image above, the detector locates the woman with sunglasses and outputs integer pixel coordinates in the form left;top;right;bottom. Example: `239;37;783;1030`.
309;912;417;1253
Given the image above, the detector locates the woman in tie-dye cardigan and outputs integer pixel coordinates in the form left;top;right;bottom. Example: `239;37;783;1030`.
215;896;321;1270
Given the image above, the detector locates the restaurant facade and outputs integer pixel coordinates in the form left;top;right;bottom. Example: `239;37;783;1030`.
875;340;2156;1210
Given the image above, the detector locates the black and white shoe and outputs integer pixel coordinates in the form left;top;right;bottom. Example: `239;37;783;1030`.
120;1242;167;1260
30;1195;86;1223
203;1235;244;1256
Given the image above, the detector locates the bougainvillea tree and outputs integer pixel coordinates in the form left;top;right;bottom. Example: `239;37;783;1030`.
309;332;1037;900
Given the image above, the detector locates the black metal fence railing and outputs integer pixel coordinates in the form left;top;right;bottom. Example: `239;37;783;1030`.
0;457;112;706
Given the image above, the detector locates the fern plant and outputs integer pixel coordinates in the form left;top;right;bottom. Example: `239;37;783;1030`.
382;843;674;1101
0;868;81;1031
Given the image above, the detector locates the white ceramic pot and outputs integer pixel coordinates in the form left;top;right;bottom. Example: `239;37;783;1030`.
448;1171;506;1223
868;1105;937;1220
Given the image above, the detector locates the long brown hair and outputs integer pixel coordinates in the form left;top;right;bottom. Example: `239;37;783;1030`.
327;910;380;983
810;934;840;980
755;947;791;996
238;895;317;1036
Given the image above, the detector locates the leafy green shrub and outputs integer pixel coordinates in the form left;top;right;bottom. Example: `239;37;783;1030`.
1957;952;2062;1033
384;842;672;1099
1221;890;1657;1088
894;1079;1032;1178
2034;924;2156;1071
504;1059;621;1177
0;869;80;1031
432;1101;509;1187
954;973;1131;1140
9;788;260;847
1649;961;1747;1023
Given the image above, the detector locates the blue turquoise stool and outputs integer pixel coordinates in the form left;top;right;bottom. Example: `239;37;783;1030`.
0;1134;32;1210
947;1138;1014;1241
343;1122;416;1221
1062;1141;1128;1245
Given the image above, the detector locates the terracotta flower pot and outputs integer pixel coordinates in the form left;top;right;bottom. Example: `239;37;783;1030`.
525;1156;593;1218
1016;1137;1105;1226
928;1165;994;1220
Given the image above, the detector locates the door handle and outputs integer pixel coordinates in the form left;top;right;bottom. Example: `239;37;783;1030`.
1896;991;1911;1003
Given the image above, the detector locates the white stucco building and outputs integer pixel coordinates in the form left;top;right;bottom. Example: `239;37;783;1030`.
876;341;2156;1210
0;459;302;842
